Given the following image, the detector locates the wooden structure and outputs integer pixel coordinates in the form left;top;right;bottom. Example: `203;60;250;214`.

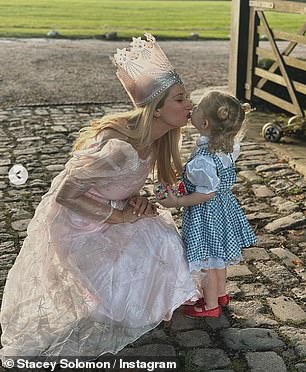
229;0;306;117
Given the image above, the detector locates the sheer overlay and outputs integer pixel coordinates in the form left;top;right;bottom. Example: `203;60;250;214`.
0;136;196;360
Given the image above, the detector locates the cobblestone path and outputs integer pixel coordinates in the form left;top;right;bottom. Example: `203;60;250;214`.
0;104;305;372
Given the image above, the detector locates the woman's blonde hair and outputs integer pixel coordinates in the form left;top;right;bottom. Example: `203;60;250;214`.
198;91;250;153
73;86;182;184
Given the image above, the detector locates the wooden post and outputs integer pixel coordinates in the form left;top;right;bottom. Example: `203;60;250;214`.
228;0;251;100
245;6;260;101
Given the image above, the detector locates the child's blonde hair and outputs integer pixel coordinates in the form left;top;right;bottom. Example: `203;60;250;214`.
198;91;250;153
73;86;182;184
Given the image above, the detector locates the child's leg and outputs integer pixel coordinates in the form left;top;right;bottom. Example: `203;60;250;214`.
216;268;227;297
183;269;222;318
202;269;218;310
216;267;230;306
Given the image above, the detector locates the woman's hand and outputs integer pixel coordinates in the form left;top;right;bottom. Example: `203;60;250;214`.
128;195;158;217
158;190;178;208
122;205;146;223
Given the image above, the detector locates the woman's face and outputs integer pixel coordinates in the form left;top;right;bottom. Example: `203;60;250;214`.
156;84;192;129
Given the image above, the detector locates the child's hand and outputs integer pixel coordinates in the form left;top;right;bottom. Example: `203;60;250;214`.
153;183;169;200
158;189;178;208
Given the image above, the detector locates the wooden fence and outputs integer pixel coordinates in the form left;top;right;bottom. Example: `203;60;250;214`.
229;0;306;117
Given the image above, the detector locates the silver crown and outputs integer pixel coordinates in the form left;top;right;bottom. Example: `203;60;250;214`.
112;33;182;106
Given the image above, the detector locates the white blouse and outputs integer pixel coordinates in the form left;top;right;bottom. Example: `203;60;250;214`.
186;136;240;194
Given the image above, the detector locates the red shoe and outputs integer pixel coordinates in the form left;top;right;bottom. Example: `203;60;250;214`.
184;304;222;318
218;294;230;307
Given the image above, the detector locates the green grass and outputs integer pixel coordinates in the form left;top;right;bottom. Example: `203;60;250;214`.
261;12;306;37
0;0;304;39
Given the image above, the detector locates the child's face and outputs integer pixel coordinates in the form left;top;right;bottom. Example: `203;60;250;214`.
191;101;207;134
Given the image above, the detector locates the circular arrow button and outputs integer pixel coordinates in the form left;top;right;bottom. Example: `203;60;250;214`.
8;164;29;185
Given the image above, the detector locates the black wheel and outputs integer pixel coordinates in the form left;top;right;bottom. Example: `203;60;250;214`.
262;123;282;142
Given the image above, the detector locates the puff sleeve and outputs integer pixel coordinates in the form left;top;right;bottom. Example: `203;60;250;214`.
186;155;220;194
55;138;138;222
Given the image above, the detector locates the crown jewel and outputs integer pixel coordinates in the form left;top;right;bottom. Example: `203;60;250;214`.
112;33;183;106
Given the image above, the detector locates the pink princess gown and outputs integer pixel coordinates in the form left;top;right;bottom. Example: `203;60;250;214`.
0;137;196;359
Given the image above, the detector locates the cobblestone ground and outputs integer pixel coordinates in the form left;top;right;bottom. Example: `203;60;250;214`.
0;104;306;372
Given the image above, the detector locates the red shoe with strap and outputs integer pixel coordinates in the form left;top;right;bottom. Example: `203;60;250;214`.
183;304;222;318
218;294;230;307
185;295;230;307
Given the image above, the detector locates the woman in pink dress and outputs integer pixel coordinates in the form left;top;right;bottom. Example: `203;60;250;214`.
0;34;195;359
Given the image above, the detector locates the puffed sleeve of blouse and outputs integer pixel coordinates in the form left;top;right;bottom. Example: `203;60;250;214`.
186;155;220;194
55;137;139;221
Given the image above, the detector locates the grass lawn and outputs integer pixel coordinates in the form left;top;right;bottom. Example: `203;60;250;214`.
0;0;304;39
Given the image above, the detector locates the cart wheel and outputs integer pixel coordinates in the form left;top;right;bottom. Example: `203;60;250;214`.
262;122;282;142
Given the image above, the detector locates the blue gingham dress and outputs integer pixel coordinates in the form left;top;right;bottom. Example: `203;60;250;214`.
182;139;256;272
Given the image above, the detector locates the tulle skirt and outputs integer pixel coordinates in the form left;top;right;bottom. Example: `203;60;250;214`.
0;191;195;360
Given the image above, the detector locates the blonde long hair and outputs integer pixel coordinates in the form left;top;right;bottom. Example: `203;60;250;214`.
73;87;182;184
197;91;249;153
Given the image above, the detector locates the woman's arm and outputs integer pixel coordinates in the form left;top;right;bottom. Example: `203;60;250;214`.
57;134;155;223
55;179;142;224
55;178;117;222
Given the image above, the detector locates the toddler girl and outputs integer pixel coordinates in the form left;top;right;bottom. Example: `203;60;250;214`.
160;91;256;318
